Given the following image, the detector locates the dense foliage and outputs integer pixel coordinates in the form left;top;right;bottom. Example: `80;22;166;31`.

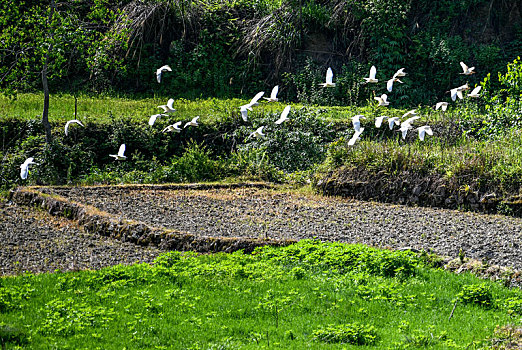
1;240;521;348
1;0;521;105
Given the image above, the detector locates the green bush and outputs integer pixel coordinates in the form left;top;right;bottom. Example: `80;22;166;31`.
458;283;493;308
312;323;378;344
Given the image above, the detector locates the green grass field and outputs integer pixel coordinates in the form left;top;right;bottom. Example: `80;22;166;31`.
1;240;521;349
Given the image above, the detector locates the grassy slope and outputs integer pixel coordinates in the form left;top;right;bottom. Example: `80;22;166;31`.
1;240;520;349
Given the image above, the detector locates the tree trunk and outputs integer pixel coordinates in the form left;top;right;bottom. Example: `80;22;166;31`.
42;52;52;143
42;0;56;144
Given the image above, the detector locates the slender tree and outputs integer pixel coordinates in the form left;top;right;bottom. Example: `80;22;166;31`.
0;0;127;143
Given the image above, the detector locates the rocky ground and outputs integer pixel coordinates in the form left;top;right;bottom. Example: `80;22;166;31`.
3;185;522;276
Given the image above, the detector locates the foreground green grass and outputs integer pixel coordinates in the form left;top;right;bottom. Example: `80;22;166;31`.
1;241;521;349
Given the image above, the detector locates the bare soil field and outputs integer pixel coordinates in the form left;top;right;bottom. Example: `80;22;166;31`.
3;184;522;279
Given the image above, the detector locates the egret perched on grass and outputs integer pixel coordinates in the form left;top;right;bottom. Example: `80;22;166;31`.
264;86;279;102
468;86;482;98
20;157;37;180
149;114;167;126
363;65;378;83
435;102;448;111
319;67;336;87
110;144;127;160
417;126;433;141
375;116;387;128
275;105;291;125
158;98;176;114
348;128;364;146
460;62;475;75
375;94;389;106
156;65;171;83
163;121;182;133
388;117;401;130
64;119;84;136
184;116;199;128
249;126;265;138
351;115;365;132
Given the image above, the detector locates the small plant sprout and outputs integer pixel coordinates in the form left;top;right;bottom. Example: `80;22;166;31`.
64;119;84;136
375;94;389;106
459;62;475;75
184;116;200;128
263;85;279;102
468;86;482;98
156;65;172;83
319;67;336;87
109;144;127;160
352;114;365;132
162;121;182;133
363;65;378;83
348;127;364;146
275;105;291;125
417;126;433;141
20;157;37;180
158;98;176;114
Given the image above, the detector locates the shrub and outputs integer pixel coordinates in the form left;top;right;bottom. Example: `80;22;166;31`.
312;323;378;344
458;283;493;308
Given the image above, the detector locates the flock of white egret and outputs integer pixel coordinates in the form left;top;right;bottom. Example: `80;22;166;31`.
19;61;481;180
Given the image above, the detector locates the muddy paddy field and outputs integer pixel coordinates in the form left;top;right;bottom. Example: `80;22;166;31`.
2;184;522;280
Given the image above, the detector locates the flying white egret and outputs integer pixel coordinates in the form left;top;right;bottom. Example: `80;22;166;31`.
249;126;265;138
402;115;420;128
393;68;407;78
375;94;389;106
435;102;448;111
388;117;401;130
386;77;403;92
363;65;378;83
64;119;84;136
156;65;172;83
375;115;387;128
348;128;364;146
263;85;279;102
450;83;470;101
184;116;200;128
401;109;417;120
351;115;365;132
319;67;336;87
110;144;127;160
163;121;182;133
158;98;176;114
275;105;291;125
240;105;249;122
417;126;433;141
399;124;413;139
20;157;37;180
459;62;475;75
149;114;167;126
248;91;265;107
468;85;482;98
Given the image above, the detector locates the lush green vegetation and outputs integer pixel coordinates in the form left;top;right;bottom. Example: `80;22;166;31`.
1;240;521;349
